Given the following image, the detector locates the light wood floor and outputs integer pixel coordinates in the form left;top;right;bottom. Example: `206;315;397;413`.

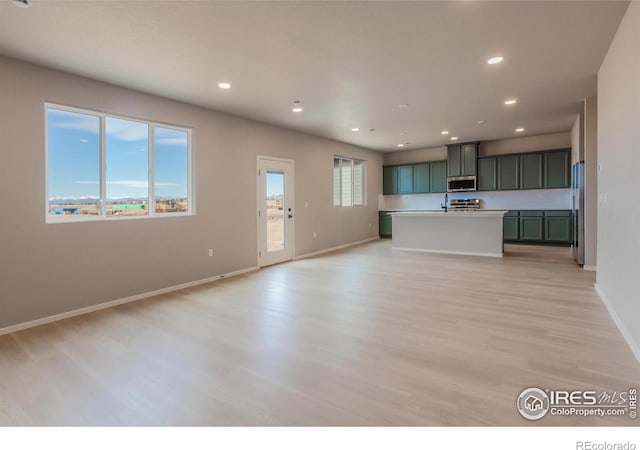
0;240;638;426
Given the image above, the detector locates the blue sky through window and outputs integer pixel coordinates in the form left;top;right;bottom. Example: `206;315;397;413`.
47;108;188;202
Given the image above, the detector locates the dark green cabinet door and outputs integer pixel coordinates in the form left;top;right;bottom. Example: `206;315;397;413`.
519;211;544;241
383;166;398;195
477;157;497;191
503;214;519;240
412;163;430;193
379;211;393;238
430;161;447;193
544;210;572;243
497;155;520;190
520;153;543;189
447;145;462;177
544;151;570;188
397;165;413;194
462;143;477;176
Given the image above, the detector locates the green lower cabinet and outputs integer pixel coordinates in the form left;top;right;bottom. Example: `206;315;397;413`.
379;211;393;238
544;210;572;243
503;211;519;240
504;210;572;245
519;211;544;241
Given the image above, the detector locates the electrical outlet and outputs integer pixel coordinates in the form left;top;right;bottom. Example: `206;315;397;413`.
313;232;317;238
304;201;309;208
369;223;372;227
208;249;214;257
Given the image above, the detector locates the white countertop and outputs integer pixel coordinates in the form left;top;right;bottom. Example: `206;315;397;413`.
390;210;508;217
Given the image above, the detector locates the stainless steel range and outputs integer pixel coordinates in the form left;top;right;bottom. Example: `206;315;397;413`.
448;198;481;211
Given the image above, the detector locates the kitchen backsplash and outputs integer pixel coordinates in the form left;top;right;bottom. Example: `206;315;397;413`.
379;188;572;211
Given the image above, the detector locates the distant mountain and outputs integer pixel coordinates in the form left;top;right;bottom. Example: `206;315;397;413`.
48;196;185;204
48;196;99;204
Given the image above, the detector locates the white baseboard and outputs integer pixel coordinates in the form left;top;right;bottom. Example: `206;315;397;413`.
294;236;379;261
583;265;597;272
392;246;503;258
0;266;259;337
594;283;640;364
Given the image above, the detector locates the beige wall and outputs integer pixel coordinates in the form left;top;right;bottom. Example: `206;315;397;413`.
0;56;383;330
479;132;571;157
584;96;598;270
570;115;581;165
384;132;571;167
597;1;640;361
383;146;446;165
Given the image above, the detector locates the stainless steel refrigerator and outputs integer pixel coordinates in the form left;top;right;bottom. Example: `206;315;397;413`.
572;162;585;266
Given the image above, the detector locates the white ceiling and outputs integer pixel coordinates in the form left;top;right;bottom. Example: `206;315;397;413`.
0;0;628;151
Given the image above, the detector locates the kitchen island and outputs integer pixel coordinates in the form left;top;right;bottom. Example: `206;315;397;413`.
390;210;508;257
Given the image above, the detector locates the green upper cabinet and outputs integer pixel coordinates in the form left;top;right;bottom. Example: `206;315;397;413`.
477;157;497;191
382;164;414;195
544;150;570;188
412;163;431;194
397;165;413;194
447;142;478;177
462;143;478;176
520;153;543;189
383;161;445;195
497;155;520;190
383;166;398;195
430;161;447;193
447;145;462;177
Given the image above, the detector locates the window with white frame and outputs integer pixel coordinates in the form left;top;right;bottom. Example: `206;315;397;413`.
46;104;192;221
333;156;366;207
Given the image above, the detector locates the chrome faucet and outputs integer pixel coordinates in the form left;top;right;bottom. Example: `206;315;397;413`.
441;193;448;213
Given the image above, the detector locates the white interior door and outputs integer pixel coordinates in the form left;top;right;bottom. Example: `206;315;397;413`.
257;156;294;267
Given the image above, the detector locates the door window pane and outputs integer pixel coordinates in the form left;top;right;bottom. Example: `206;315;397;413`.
105;117;149;217
47;108;100;216
154;127;189;213
266;171;285;252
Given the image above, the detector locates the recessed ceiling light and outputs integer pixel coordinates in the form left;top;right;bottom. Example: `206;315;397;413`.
217;82;231;89
80;139;88;143
351;128;360;132
487;56;504;65
398;104;410;108
515;127;525;133
477;120;487;125
441;130;450;135
12;0;31;8
504;99;517;105
292;107;303;113
450;137;459;141
397;144;405;148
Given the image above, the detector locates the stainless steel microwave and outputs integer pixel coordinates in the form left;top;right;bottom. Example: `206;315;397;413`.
447;176;477;192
